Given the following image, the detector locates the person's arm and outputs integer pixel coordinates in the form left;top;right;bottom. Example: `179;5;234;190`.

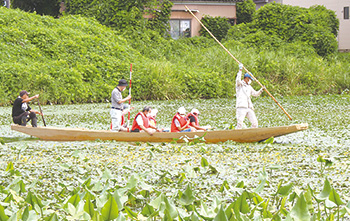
177;119;190;131
251;86;265;97
236;64;243;87
118;95;131;104
190;122;207;131
30;109;42;115
22;94;39;103
140;125;154;135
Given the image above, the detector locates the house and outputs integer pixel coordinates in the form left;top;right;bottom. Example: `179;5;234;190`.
167;0;236;39
253;0;350;51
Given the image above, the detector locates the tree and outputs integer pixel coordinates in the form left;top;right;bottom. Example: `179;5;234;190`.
236;0;256;24
11;0;61;17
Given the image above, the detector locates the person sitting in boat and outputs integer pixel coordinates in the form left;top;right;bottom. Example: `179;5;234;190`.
236;63;265;129
171;107;196;132
186;108;211;131
12;90;42;127
148;109;164;132
111;79;131;132
131;106;157;135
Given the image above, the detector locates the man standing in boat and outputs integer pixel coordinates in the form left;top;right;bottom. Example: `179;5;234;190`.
236;63;265;129
12;90;42;127
111;79;131;132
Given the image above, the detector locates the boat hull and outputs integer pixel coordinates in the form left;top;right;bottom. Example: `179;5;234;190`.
11;123;308;143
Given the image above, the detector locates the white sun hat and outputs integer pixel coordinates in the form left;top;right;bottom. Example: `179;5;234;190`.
150;109;158;117
191;108;200;115
178;107;186;115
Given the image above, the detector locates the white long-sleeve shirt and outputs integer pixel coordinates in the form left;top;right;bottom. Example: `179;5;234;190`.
236;70;263;110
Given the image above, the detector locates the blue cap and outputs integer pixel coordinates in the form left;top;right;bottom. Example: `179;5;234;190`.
244;73;254;81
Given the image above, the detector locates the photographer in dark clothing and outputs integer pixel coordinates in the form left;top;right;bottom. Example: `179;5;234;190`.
12;90;41;127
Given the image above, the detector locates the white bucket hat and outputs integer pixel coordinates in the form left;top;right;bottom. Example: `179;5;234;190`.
178;107;186;115
191;108;200;115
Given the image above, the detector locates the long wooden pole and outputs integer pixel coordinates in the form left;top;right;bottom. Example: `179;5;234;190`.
185;5;292;120
128;63;132;130
37;100;46;126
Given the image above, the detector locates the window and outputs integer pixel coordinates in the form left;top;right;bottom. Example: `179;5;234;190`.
169;20;191;39
344;7;349;19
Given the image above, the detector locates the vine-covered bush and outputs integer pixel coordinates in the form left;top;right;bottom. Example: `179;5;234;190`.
236;0;256;24
228;3;339;57
0;7;349;106
199;15;231;41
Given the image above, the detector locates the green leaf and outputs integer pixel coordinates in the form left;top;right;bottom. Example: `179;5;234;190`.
25;192;44;209
329;188;344;206
179;185;195;205
277;183;294;197
263;136;274;143
124;206;138;219
234;192;250;214
213;205;228;221
116;212;126;221
125;174;139;189
290;193;311;221
101;195;119;221
316;178;331;200
236;181;244;188
225;202;235;220
112;190;127;211
163;196;178;219
254;179;266;193
219;180;229;192
44;213;59;221
201;157;209;167
66;193;81;208
0;205;9;220
84;199;95;218
6;162;14;171
208;165;218;174
141;204;155;217
150;194;164;210
317;156;326;163
102;168;113;180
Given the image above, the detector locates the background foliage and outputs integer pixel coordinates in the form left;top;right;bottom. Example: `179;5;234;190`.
236;0;256;24
228;3;339;57
10;0;61;17
0;3;348;105
65;0;173;36
199;15;231;41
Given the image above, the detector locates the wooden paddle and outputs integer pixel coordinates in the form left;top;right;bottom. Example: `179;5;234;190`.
185;6;292;120
37;99;46;126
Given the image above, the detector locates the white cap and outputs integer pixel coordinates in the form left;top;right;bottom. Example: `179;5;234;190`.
191;108;200;115
150;109;158;117
178;107;186;115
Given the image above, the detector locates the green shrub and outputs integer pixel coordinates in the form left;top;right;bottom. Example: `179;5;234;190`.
252;3;338;56
0;7;348;106
199;15;231;41
236;0;256;24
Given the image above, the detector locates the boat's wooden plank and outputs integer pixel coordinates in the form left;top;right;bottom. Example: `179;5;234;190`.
11;123;308;143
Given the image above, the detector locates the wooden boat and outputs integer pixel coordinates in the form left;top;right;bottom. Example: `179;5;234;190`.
11;123;308;143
